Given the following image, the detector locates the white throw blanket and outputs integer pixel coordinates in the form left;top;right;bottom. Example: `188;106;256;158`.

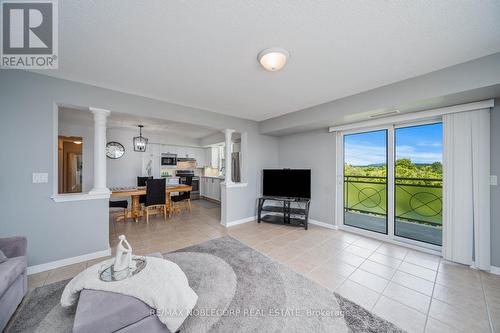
61;256;198;332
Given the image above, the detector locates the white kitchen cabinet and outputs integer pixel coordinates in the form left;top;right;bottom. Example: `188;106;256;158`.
207;178;214;199
204;147;220;169
200;177;207;196
176;146;186;158
204;149;211;167
214;178;221;200
195;148;206;167
162;145;177;155
188;147;197;159
213;148;220;169
201;177;221;201
201;177;209;199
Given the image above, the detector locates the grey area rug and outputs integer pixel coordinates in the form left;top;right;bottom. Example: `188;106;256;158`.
192;199;220;209
7;236;405;333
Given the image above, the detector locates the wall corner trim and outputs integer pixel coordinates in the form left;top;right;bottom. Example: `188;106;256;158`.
309;219;338;230
490;265;500;276
224;216;256;227
27;247;111;275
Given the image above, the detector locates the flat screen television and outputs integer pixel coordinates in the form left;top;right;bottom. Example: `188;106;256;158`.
263;169;311;199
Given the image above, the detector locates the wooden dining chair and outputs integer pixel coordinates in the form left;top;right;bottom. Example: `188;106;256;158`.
171;176;192;214
143;178;166;223
137;176;153;205
109;200;128;222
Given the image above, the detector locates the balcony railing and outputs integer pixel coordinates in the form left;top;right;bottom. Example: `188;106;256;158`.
344;175;442;227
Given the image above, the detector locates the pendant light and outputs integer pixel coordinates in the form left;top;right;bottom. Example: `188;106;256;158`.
133;125;148;152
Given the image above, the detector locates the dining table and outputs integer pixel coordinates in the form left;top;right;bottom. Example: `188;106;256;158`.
110;184;193;222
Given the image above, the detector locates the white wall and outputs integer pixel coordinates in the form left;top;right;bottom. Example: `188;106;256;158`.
226;133;279;221
0;74;109;267
490;100;500;267
278;129;337;225
0;70;280;267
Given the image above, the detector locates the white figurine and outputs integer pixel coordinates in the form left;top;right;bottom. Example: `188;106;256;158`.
113;235;135;274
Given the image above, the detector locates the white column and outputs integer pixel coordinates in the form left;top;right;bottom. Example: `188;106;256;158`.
223;129;235;185
89;107;111;195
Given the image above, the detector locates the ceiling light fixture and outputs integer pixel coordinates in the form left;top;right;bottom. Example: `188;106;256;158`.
258;48;290;72
73;140;82;145
133;125;148;152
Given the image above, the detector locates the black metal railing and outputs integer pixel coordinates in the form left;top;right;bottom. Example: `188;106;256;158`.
344;175;442;227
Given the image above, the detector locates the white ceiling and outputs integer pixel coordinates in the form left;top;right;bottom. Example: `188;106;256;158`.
59;107;220;139
44;1;500;121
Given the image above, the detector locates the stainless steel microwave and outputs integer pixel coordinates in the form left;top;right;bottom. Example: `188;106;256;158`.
161;153;177;166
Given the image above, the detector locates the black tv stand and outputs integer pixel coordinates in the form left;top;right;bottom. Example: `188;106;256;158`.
257;196;311;230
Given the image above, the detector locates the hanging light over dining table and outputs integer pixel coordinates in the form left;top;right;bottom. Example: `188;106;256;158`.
133;125;148;152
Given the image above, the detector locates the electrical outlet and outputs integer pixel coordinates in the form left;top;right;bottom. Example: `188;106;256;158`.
32;173;48;184
490;175;498;186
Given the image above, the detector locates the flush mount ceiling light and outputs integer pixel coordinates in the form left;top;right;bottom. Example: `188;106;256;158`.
258;48;290;72
133;125;148;152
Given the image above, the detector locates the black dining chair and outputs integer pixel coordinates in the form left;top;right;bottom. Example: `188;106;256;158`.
143;178;166;223
109;200;128;221
171;176;192;213
137;176;153;205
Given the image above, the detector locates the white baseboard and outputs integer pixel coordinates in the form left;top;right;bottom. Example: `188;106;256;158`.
223;217;337;229
224;216;256;227
27;248;111;275
490;265;500;276
309;219;338;230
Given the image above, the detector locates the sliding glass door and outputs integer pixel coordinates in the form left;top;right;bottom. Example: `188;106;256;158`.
344;130;388;234
342;122;443;248
394;123;443;246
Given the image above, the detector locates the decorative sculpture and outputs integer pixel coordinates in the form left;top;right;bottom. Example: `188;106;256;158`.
113;235;136;274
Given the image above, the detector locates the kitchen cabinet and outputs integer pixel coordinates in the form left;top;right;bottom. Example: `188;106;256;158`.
205;147;220;169
200;177;222;202
204;149;211;168
206;178;213;198
161;145;205;166
161;145;177;155
200;177;206;196
177;147;195;159
214;178;221;200
189;147;197;159
195;148;206;168
176;147;187;158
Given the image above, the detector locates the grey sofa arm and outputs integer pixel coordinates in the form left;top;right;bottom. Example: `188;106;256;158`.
0;236;27;258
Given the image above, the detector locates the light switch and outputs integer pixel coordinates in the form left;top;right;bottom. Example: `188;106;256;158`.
490;175;498;186
32;173;48;183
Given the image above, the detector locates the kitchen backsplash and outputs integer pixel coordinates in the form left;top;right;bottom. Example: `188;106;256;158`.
203;167;220;177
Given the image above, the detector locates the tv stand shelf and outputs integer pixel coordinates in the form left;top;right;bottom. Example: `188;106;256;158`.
258;197;310;230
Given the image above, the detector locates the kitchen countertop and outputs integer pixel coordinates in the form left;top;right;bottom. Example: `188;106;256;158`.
201;176;225;180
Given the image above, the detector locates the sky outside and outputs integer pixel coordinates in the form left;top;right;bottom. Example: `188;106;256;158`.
344;123;443;166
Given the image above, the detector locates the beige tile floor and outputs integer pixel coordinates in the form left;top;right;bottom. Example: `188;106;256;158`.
27;202;500;333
